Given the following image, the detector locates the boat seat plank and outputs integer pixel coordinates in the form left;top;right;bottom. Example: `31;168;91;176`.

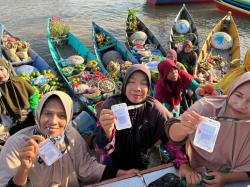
11;59;34;66
97;43;116;53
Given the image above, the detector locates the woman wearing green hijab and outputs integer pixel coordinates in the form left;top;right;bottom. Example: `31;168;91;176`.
0;58;39;135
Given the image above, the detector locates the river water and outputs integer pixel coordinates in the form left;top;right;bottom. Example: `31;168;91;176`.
0;0;249;63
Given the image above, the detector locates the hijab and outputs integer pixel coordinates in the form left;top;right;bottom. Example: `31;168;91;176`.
35;90;73;128
166;49;178;64
34;91;73;150
0;59;34;118
186;71;250;173
216;48;250;94
182;40;193;51
155;59;193;110
122;64;151;96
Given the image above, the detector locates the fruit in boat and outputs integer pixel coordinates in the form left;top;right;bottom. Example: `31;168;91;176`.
196;88;205;96
204;83;214;94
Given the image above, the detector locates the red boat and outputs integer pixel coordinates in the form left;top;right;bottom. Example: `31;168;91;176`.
215;0;250;18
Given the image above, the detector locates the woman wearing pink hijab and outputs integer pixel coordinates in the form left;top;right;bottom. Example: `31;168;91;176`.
166;49;187;72
168;72;250;186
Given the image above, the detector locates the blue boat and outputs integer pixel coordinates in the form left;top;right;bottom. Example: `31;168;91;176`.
125;15;167;62
147;0;213;5
47;18;110;107
0;23;60;88
92;21;138;68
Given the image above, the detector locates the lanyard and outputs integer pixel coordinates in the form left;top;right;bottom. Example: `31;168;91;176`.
127;104;144;111
210;116;250;123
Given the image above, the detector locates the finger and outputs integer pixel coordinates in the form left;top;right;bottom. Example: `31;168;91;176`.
19;145;37;154
203;179;216;185
186;174;192;186
206;172;218;176
100;109;114;116
23;139;40;153
31;135;46;143
193;173;202;185
100;113;115;121
19;150;37;161
133;169;141;176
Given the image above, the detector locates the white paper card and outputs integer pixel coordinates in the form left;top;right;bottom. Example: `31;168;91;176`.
111;103;132;130
38;139;63;166
193;118;221;153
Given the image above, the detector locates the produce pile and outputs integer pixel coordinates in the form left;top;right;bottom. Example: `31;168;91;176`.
96;32;111;49
126;8;139;32
196;83;219;98
2;33;31;62
197;54;233;83
50;16;71;45
61;56;115;102
19;70;65;98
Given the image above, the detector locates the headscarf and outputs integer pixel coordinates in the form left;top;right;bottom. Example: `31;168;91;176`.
185;71;250;173
122;64;151;98
216;48;250;94
35;90;73;128
0;59;34;119
182;40;193;51
0;91;105;186
155;59;193;111
166;49;177;63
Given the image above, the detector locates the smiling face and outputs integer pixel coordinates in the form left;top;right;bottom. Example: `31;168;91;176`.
225;82;250;119
125;71;149;104
39;96;67;137
0;66;9;83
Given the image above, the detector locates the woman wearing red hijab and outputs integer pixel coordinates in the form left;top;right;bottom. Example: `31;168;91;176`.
155;59;199;117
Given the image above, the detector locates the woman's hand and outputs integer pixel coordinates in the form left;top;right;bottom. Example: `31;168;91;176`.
18;135;45;170
18;109;29;122
99;109;115;139
180;111;203;135
203;172;225;187
179;164;202;186
117;169;141;177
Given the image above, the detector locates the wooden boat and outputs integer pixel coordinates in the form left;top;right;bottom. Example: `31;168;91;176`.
215;0;250;18
92;21;138;68
86;163;250;187
125;15;167;61
147;0;214;5
0;23;60;86
169;4;199;54
194;12;240;83
47;18;111;108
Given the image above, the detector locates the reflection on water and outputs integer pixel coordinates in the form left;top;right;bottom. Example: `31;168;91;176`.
0;0;249;63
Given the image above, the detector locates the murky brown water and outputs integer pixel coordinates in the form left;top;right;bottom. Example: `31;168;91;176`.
0;0;249;63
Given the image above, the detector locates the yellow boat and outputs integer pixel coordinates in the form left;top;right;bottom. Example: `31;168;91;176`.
194;12;240;83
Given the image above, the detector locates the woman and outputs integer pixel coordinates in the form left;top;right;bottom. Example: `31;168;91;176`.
217;48;250;94
166;49;187;72
0;91;138;187
0;58;39;135
155;59;199;116
177;40;197;75
168;72;250;186
94;64;200;185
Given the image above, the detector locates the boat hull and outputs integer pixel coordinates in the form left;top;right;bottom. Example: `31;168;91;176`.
215;0;250;18
169;4;200;57
92;21;138;69
147;0;214;5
